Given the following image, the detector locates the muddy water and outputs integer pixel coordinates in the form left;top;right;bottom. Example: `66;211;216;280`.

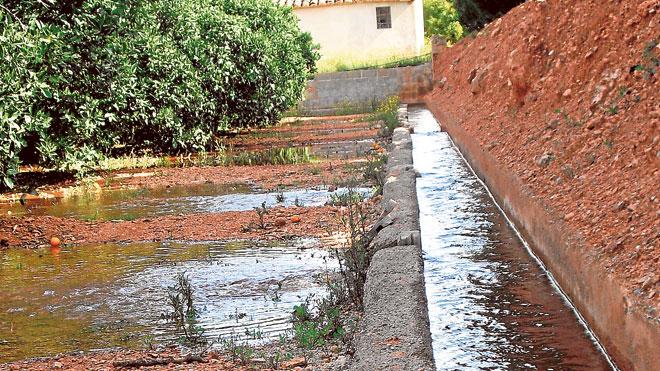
229;140;375;160
0;239;335;362
1;185;371;220
409;106;612;370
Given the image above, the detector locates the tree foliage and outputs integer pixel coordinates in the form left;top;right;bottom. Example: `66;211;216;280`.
0;0;319;189
423;0;464;43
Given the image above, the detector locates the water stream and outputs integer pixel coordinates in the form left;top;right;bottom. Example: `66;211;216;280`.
410;106;612;370
0;238;335;362
1;185;371;220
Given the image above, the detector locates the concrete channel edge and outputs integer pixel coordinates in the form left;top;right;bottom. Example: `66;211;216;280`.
350;105;435;371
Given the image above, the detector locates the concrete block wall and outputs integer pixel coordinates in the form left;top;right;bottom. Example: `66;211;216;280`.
350;106;434;370
297;63;432;116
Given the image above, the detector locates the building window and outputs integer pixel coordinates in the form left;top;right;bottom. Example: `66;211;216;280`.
376;7;391;29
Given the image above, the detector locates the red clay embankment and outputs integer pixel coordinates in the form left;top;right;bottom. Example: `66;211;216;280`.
425;0;659;370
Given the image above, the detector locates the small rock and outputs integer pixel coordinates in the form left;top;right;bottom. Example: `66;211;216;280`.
562;88;572;97
328;185;337;192
281;357;306;369
52;362;63;369
641;275;657;290
467;68;478;83
274;218;287;227
612;200;628;211
470;68;489;94
536;153;554;167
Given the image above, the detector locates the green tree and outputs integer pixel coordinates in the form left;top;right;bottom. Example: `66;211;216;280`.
423;0;464;43
0;0;319;189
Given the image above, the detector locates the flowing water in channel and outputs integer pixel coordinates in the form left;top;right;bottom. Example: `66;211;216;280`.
409;106;612;370
0;238;335;362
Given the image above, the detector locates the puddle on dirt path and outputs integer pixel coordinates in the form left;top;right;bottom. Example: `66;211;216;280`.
0;238;336;362
410;106;612;370
1;185;372;221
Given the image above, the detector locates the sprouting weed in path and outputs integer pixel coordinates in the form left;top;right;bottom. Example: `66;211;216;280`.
337;199;371;309
364;152;387;195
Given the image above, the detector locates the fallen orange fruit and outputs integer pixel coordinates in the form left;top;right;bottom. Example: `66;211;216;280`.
290;215;301;223
50;236;61;248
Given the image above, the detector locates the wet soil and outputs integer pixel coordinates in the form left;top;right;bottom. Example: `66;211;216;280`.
0;203;383;249
426;0;659;315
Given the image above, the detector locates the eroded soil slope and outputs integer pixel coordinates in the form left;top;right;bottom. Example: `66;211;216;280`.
427;0;658;312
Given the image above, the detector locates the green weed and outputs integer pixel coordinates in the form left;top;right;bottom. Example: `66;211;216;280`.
327;190;365;206
166;272;208;351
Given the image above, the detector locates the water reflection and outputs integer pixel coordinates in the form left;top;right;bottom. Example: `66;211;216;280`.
0;184;371;221
410;106;610;370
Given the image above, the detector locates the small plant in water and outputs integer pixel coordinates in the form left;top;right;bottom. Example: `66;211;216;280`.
275;186;286;203
166;272;208;351
141;334;156;350
327;189;365;206
83;209;100;222
254;201;269;229
294;197;304;207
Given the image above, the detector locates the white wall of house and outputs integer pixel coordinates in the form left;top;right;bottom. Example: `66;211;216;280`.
293;0;424;62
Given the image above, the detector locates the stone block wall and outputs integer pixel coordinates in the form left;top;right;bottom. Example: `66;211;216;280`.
296;63;432;116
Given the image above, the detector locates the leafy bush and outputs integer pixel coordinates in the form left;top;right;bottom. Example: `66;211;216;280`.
0;0;319;189
424;0;464;43
291;302;344;349
366;95;400;137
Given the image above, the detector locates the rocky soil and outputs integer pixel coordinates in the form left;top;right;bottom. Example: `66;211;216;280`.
427;0;658;314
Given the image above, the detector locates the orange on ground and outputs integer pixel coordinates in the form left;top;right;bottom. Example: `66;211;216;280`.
290;215;301;223
50;236;61;248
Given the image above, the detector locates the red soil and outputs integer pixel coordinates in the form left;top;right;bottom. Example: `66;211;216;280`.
426;0;658;313
105;160;363;192
0;349;245;371
0;348;324;370
0;205;346;248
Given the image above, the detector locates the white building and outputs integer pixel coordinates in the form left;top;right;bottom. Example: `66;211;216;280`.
277;0;425;64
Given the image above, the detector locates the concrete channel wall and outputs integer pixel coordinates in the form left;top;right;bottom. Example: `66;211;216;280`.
423;103;659;371
296;64;432;116
350;106;435;371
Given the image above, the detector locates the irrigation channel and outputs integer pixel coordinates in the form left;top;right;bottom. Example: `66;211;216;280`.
409;106;614;370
